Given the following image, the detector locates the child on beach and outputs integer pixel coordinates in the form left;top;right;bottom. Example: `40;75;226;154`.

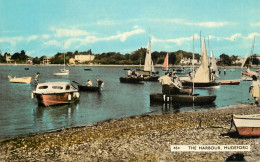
249;75;260;106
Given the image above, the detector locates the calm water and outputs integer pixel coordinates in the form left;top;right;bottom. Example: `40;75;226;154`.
0;65;253;138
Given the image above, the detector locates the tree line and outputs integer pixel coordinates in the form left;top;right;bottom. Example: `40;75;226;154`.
0;49;258;66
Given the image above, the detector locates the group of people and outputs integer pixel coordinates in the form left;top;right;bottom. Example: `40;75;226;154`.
87;78;104;88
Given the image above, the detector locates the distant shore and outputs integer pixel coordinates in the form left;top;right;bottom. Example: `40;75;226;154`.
1;103;259;161
0;63;255;69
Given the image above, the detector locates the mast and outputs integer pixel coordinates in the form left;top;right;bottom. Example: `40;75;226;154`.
251;35;256;66
192;35;195;100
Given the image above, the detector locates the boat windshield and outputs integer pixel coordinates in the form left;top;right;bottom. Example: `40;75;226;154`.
52;86;63;90
38;86;48;89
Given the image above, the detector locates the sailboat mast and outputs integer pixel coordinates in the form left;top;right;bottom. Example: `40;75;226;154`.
192;35;195;98
251;35;256;66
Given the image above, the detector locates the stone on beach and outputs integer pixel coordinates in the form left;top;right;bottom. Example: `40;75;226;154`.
0;103;260;161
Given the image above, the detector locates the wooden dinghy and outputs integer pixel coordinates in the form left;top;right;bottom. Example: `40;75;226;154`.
181;81;220;88
73;81;103;92
8;75;32;84
119;77;144;84
233;114;260;136
150;93;216;105
143;75;159;81
218;79;240;85
84;68;92;71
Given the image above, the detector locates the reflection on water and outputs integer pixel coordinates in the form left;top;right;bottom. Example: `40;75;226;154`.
150;102;217;114
0;66;254;138
33;103;80;131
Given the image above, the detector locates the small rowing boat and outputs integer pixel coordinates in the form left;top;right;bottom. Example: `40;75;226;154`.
150;93;216;105
218;79;240;85
8;75;32;84
233;114;260;136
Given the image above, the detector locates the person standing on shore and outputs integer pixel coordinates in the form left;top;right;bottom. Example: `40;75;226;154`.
249;75;260;106
158;73;174;102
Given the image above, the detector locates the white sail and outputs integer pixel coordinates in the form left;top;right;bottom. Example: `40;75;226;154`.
193;38;210;83
144;41;152;72
210;51;219;77
241;53;249;68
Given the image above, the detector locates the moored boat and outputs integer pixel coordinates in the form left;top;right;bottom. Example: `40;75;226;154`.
150;93;216;105
73;80;103;92
181;38;220;88
218;79;240;85
31;82;80;106
8;75;32;84
119;77;144;84
233;114;260;136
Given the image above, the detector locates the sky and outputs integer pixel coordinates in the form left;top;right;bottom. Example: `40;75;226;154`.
0;0;260;58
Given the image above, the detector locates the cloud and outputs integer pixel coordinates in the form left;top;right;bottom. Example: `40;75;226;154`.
41;34;50;39
251;22;260;27
27;35;38;43
244;32;260;39
0;36;23;46
152;34;199;45
158;18;231;28
43;40;61;47
64;28;145;49
51;28;89;37
133;25;139;29
221;33;242;41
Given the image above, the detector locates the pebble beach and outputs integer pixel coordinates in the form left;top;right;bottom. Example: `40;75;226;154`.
1;103;260;161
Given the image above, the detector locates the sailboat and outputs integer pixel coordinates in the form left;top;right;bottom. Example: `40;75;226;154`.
162;53;169;71
53;53;69;76
241;37;259;80
182;38;220;88
150;35;216;105
135;40;159;81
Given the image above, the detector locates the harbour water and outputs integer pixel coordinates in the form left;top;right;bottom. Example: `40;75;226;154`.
0;65;253;138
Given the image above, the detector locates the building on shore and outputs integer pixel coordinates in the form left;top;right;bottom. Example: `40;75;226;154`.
5;54;14;63
42;57;51;64
180;57;200;65
74;54;95;64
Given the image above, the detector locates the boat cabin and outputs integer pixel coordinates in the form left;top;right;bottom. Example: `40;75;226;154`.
34;82;78;94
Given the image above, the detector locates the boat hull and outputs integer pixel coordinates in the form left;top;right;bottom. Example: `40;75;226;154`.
119;77;144;84
181;81;220;88
8;76;32;84
34;92;80;106
218;80;240;85
53;72;69;76
150;93;216;105
143;75;159;81
78;85;101;92
233;114;260;136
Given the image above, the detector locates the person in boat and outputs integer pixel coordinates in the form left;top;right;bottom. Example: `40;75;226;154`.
210;71;216;81
127;70;132;77
87;79;93;86
96;78;104;88
249;75;260;106
34;72;40;85
172;71;182;88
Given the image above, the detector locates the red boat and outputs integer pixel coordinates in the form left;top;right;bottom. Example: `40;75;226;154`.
241;71;254;76
218;79;240;85
233;114;260;136
32;82;80;106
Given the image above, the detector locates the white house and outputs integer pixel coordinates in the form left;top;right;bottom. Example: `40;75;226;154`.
180;57;200;65
74;55;95;63
5;54;14;63
42;57;51;64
